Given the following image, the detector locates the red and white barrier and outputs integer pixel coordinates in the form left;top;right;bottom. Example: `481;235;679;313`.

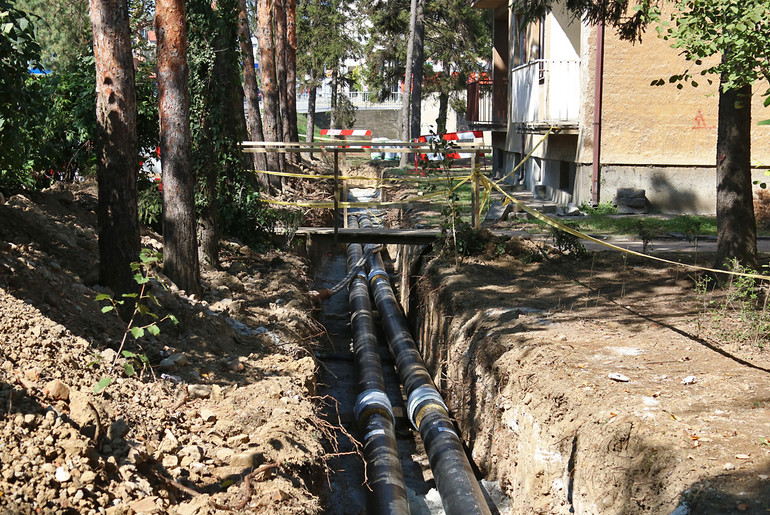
417;131;484;161
320;129;372;149
320;129;372;137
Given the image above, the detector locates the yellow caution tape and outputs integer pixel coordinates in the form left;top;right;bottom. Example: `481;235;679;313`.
495;127;554;185
252;136;766;281
481;175;770;281
246;168;473;183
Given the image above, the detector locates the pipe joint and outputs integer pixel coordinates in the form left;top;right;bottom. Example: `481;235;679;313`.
407;385;448;429
354;389;395;425
350;309;371;324
368;267;389;284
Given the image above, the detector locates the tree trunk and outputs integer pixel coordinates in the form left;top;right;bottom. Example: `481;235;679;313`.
306;79;317;143
437;90;448;135
155;0;201;294
200;0;249;269
198;168;219;268
89;0;140;296
330;66;338;129
305;79;317;161
286;0;299;159
715;79;757;269
256;0;282;186
399;0;418;167
238;0;268;185
410;0;425;139
274;0;290;172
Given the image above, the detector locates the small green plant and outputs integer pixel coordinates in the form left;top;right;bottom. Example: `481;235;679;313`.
137;180;163;232
423;135;464;267
120;350;151;379
276;208;304;248
94;249;178;393
549;221;587;258
695;260;770;348
580;201;617;215
635;220;655;253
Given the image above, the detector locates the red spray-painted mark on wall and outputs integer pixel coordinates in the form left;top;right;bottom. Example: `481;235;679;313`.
692;109;716;129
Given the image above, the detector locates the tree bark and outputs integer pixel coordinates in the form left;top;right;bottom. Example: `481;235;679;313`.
306;78;317;143
286;0;299;158
437;90;448;135
305;77;317;161
256;0;282;186
155;0;201;294
238;0;268;185
274;0;289;173
399;0;418;167
715;78;757;269
409;0;425;139
330;66;338;129
89;0;141;296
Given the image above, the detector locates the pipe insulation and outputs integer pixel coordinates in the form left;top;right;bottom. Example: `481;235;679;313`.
358;216;491;515
347;216;410;515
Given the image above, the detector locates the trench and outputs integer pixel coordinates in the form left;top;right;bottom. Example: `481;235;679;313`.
308;222;512;514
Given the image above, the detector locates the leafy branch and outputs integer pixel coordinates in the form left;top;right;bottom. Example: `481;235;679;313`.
94;249;178;393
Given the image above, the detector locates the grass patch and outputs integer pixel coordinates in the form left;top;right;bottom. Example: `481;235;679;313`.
574;214;718;238
296;113;322;141
527;214;718;238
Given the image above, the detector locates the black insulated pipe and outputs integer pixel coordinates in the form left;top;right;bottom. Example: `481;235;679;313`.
358;216;491;515
347;216;410;515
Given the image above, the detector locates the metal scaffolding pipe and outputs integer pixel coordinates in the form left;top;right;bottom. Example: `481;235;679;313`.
347;216;410;515
359;216;491;515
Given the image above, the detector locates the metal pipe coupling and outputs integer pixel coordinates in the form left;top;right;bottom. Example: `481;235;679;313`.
354;389;395;426
407;385;449;430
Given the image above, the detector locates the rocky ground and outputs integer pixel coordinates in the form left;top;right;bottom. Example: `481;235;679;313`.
0;181;330;514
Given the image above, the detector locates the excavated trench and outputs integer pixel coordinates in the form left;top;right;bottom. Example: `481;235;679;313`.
300;185;710;515
296;175;770;515
307;232;511;514
310;235;700;515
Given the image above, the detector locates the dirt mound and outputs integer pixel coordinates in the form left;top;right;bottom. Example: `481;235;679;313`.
413;252;770;514
0;181;327;514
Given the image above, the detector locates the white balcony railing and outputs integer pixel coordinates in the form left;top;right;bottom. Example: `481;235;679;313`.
296;90;403;113
510;59;580;127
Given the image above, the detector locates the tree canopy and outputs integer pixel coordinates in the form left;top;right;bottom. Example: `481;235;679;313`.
651;0;770;100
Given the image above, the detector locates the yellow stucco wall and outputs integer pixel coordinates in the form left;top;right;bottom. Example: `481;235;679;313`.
597;25;770;167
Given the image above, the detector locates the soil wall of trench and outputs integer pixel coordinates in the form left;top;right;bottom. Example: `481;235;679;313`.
392;243;685;515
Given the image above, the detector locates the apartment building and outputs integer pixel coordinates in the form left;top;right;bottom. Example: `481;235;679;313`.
467;0;770;213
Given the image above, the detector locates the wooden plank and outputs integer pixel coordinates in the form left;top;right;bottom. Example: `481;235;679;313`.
279;227;532;245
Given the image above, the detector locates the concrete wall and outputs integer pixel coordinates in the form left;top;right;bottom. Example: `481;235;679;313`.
313;93;466;140
315;109;401;139
575;166;770;215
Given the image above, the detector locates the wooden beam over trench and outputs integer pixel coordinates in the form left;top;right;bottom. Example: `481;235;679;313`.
283;227;532;245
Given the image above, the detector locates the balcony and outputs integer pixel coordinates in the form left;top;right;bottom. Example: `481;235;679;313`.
466;78;507;130
296;91;403;114
510;59;580;132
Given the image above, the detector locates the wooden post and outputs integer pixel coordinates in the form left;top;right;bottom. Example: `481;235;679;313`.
343;180;348;229
333;148;339;243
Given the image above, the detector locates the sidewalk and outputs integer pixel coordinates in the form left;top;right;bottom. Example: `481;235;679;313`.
527;232;770;254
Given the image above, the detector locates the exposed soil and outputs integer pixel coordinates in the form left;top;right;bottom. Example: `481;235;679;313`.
0;181;330;514
409;237;770;514
4;164;770;515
